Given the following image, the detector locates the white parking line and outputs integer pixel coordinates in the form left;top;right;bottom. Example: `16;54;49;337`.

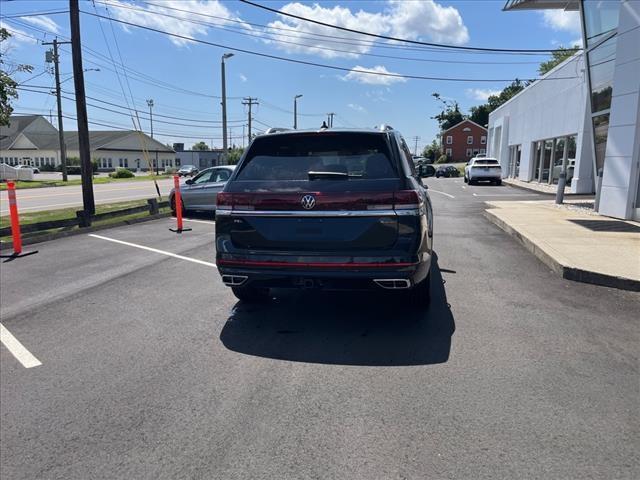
0;323;42;368
428;189;455;199
182;218;215;225
89;234;217;268
472;193;541;197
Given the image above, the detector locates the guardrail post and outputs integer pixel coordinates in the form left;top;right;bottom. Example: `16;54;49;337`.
76;210;92;228
147;198;159;215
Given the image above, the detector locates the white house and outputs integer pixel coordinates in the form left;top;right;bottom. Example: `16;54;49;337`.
0;115;175;172
489;0;640;221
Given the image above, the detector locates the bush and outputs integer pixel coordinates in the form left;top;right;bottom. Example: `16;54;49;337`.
435;154;449;164
109;168;135;179
39;164;57;172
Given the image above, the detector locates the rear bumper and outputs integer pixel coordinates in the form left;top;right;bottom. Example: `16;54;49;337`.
469;171;501;180
217;255;431;291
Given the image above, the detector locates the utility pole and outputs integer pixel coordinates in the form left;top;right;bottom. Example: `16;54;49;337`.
242;97;258;146
146;98;158;175
413;136;420;156
294;94;302;129
69;0;95;215
327;112;335;128
43;37;71;182
221;53;234;164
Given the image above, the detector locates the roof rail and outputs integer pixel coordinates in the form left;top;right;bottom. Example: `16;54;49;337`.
378;124;394;132
264;127;291;134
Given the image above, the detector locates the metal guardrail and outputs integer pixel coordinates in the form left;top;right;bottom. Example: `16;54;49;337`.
0;199;169;237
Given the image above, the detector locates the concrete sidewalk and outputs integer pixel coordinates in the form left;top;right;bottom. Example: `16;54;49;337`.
484;200;640;291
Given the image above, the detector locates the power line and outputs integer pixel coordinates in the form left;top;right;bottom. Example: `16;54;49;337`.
0;10;69;19
99;0;544;65
80;11;572;83
239;0;579;54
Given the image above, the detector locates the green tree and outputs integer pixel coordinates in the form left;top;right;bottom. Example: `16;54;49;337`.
431;93;464;131
226;147;244;165
538;47;577;76
422;139;441;162
487;79;528;111
1;28;33;126
469;104;490;127
191;141;210;151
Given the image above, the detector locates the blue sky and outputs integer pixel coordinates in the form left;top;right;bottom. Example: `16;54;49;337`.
1;0;582;152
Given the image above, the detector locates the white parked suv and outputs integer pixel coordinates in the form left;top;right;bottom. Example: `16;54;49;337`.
464;157;502;185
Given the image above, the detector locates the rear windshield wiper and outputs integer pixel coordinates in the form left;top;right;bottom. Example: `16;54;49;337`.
308;171;349;180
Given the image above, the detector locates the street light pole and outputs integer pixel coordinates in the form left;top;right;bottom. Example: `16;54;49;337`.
147;98;158;174
294;94;302;129
221;53;234;164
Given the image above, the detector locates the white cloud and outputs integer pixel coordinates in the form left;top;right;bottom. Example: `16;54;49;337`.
106;0;250;47
21;16;60;34
342;65;406;85
541;10;581;34
465;88;501;101
347;103;366;113
0;21;37;46
264;1;468;59
239;73;247;82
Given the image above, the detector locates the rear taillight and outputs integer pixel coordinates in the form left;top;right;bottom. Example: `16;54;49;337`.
217;191;421;212
392;190;422;210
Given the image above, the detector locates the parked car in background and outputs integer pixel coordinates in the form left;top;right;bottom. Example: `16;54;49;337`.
169;166;235;213
16;164;39;174
215;127;436;305
177;165;199;177
435;165;460;178
464;157;502;185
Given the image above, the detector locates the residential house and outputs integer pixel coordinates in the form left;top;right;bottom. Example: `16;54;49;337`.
441;119;488;163
0;115;175;172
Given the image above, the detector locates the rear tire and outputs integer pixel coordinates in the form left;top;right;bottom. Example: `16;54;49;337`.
232;286;270;303
495;179;502;186
405;274;431;309
464;175;468;183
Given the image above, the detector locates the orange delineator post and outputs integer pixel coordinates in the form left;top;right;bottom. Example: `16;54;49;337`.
174;175;183;232
7;182;22;254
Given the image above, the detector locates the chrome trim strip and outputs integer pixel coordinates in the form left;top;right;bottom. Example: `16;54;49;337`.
215;209;420;217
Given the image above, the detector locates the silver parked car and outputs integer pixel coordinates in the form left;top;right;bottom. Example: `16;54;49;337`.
170;166;235;213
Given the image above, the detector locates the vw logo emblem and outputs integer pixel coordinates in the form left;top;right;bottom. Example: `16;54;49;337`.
301;194;316;210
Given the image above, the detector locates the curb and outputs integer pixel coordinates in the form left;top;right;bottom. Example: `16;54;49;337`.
501;179;556;195
0;212;171;251
483;209;640;292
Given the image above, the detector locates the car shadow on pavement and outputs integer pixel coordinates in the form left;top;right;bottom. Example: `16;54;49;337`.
219;254;455;366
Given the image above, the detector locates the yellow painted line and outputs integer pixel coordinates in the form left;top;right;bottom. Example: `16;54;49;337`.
0;323;42;368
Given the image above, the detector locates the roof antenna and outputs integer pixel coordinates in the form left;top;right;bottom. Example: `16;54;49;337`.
320;121;328;129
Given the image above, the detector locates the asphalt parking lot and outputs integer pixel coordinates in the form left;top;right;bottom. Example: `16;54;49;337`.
1;178;638;479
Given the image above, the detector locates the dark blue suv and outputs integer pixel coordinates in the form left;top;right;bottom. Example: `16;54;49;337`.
215;127;435;305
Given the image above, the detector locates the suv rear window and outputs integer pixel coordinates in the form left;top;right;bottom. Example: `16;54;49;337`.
236;133;397;181
474;159;499;165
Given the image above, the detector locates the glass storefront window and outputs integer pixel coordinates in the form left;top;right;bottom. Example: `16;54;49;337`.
583;0;620;47
593;113;610;172
533;141;542;181
588;36;617;113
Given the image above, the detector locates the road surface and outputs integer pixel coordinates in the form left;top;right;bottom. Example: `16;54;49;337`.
1;178;637;479
0;178;175;215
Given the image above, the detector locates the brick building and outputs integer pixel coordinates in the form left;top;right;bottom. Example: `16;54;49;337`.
441;119;487;162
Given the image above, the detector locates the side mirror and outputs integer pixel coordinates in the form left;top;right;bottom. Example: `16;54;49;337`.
185;179;194;185
421;165;436;178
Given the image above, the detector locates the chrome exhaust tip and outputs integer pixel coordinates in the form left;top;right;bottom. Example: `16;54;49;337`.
373;279;411;290
222;275;248;287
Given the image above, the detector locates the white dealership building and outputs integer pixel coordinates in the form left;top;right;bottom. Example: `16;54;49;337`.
488;0;640;220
